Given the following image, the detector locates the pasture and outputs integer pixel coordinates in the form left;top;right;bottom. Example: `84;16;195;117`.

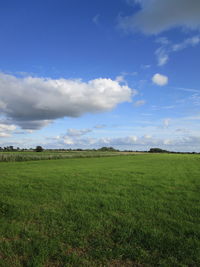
0;154;200;266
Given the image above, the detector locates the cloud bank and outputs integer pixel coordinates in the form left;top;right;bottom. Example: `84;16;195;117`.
52;132;200;152
120;0;200;34
0;73;134;129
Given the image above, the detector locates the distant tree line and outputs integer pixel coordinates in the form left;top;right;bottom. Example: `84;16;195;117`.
149;148;169;153
148;147;198;154
0;146;20;152
0;146;44;152
0;146;199;154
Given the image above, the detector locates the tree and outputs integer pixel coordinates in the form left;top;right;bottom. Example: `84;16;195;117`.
35;146;43;152
149;148;168;153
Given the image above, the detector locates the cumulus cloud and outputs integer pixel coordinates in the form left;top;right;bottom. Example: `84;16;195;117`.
0;73;135;129
152;73;168;86
119;0;200;34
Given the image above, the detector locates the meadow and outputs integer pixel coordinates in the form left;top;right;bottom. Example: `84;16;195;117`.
0;154;200;266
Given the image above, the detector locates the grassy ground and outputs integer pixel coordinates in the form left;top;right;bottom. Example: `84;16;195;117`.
0;154;199;266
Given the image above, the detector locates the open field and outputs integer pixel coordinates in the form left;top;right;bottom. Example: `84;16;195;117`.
0;154;200;266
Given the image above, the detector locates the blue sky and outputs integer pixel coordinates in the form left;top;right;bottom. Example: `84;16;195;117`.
0;0;200;151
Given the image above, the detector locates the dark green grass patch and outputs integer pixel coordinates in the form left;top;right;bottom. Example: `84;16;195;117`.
0;151;124;162
0;154;200;266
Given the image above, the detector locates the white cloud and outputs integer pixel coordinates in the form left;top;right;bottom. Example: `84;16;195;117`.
155;35;200;66
163;118;171;128
66;128;92;137
134;100;146;107
0;73;135;129
143;134;152;139
0;123;16;138
63;136;75;145
156;37;170;45
152;73;168;86
176;87;199;93
0;124;16;132
155;47;169;66
172;36;200;51
119;0;200;34
62;126;109;144
115;75;125;83
0;133;11;137
141;64;151;69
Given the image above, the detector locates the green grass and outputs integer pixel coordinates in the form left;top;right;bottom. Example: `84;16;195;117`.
0;154;200;266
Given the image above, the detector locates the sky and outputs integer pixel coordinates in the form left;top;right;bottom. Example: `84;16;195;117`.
0;0;200;151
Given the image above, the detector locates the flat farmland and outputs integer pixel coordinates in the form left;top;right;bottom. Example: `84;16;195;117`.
0;154;200;266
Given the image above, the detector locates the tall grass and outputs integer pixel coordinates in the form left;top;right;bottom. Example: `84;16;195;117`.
0;151;125;162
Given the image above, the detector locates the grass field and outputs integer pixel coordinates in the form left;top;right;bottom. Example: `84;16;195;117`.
0;154;200;266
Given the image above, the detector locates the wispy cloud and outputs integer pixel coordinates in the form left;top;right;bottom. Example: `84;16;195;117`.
66;128;92;137
155;46;170;66
175;87;200;93
94;124;106;129
134;100;146;107
155;35;200;66
92;14;100;25
172;36;200;51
